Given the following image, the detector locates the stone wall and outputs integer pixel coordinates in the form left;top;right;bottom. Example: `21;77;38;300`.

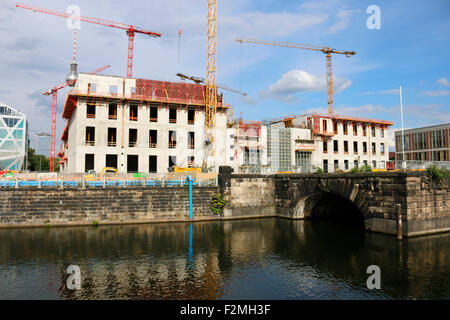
219;174;276;219
219;172;449;237
0;186;218;228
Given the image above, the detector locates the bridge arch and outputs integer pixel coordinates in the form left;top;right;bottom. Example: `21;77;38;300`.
290;178;369;224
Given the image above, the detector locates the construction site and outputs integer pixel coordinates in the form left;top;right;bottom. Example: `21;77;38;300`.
6;1;443;187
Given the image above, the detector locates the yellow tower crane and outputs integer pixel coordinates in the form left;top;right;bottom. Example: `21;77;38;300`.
203;0;218;172
236;38;356;115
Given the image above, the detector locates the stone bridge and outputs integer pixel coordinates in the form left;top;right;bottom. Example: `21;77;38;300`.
218;172;449;237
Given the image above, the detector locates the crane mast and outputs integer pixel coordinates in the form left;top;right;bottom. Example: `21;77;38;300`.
236;38;356;115
205;0;218;170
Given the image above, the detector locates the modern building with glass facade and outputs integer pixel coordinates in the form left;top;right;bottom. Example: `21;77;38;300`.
395;123;450;161
0;101;27;170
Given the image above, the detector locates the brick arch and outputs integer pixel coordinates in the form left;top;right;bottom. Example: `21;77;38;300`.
290;178;369;220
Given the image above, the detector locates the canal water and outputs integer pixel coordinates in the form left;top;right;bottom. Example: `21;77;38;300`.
0;218;448;300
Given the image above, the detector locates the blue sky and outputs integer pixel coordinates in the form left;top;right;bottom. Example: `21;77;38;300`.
0;0;449;152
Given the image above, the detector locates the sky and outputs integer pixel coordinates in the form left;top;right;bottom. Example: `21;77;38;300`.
1;0;449;152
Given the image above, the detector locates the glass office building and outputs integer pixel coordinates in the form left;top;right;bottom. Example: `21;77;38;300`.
0;101;27;170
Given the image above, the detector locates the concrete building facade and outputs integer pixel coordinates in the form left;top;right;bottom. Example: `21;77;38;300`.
59;73;229;174
267;114;393;172
395;123;450;162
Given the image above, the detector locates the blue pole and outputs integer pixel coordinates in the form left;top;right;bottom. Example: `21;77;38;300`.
187;175;193;220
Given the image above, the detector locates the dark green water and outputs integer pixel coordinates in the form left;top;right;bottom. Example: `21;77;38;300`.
0;218;449;299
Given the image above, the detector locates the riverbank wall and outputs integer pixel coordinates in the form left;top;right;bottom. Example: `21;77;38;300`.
0;186;219;228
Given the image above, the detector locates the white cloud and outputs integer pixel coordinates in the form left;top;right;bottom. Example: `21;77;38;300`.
328;9;359;34
421;90;450;96
437;78;450;87
363;88;399;95
260;69;351;103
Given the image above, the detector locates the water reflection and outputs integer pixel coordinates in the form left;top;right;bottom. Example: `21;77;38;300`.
0;218;448;300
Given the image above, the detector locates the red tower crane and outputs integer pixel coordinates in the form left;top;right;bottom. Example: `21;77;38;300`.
16;3;161;78
43;64;111;172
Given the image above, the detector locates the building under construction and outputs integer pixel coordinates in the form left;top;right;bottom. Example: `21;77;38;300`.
59;73;230;174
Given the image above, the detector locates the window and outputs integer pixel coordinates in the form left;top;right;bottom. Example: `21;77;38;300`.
188;156;195;167
188;109;195;124
108;103;117;119
129;104;138;121
150;106;158;122
86;104;96;118
372;142;376;154
353;124;357;136
372;160;377;169
322;119;327;132
188;132;195;149
130;87;136;95
129;128;137;147
149;130;157;148
230;156;234;161
323;159;328;173
363;160;368;166
380;128;384;138
149;156;157;173
344;141;348;153
84;154;94;172
87;83;96;94
168;156;177;168
106;154;118;169
354;160;358;168
295;151;312;170
127;155;138;173
107;128;117;147
333;121;338;134
169;131;176;148
333;140;338;153
169;108;177;123
323;141;328;153
230;145;234;149
372;126;376;137
85;127;95;146
363;125;367;136
109;85;118;95
353;141;358;154
334;160;339;171
344;160;349;170
343;123;348;135
381;143;385;154
230;134;234;139
363;142;367;154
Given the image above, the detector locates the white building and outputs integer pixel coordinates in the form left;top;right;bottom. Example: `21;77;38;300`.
59;73;229;174
266;114;393;172
0;101;27;171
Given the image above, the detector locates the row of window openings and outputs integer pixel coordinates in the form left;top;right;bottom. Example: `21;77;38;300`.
322;141;385;154
87;84;135;95
396;130;447;151
396;151;448;161
87;104;195;124
84;154;195;173
86;127;195;149
323;120;385;138
321;159;385;171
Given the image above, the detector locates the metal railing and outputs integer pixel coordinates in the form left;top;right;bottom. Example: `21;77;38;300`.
0;176;218;189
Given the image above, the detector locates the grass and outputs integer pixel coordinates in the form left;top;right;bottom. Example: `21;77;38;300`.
426;164;449;183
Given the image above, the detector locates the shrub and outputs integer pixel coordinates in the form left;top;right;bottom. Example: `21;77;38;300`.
350;166;360;173
426;164;449;183
211;193;226;215
361;165;372;172
315;167;324;174
92;220;99;227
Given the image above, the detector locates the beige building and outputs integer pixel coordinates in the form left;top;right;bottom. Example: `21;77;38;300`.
59;73;229;174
